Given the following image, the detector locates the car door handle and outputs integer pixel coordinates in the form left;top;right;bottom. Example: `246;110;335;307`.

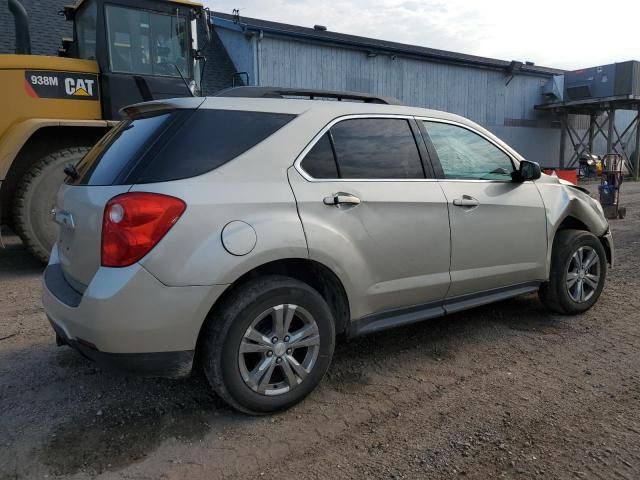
452;195;480;208
323;193;361;206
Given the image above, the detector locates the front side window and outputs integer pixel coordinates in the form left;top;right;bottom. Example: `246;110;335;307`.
75;0;97;60
423;121;514;180
105;5;190;78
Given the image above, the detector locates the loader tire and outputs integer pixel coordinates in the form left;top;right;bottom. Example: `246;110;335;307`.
13;146;90;263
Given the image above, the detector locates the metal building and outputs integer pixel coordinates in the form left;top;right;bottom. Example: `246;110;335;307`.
212;12;568;165
212;12;640;168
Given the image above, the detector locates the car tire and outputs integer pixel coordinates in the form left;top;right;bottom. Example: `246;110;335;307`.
539;229;607;315
201;275;335;414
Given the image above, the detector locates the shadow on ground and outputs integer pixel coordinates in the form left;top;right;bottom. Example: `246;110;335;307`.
26;293;567;476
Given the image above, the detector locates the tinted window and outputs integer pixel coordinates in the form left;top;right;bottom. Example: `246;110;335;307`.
330;119;424;179
73;112;175;186
423;121;514;180
132;110;295;183
300;133;339;179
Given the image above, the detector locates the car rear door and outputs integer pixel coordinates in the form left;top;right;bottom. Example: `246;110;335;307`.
288;115;451;321
419;119;548;299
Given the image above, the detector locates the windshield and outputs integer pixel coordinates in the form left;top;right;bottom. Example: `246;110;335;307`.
105;5;190;78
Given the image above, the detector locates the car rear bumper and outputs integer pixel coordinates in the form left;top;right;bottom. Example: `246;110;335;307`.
42;244;228;377
49;317;195;377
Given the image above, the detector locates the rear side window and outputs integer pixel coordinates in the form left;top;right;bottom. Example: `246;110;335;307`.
299;118;425;180
332;118;424;179
300;133;339;179
72;110;295;185
134;110;295;183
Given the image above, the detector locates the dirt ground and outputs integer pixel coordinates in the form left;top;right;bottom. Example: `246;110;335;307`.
1;182;639;480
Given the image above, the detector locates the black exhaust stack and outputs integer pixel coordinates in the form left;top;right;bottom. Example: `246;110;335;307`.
8;0;32;55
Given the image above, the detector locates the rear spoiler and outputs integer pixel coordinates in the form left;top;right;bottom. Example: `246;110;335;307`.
120;97;206;119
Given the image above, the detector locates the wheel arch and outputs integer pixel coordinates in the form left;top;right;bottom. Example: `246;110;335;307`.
551;214;612;268
195;258;351;360
0;121;112;226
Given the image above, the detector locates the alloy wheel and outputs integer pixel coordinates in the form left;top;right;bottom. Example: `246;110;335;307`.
238;304;321;396
566;246;601;303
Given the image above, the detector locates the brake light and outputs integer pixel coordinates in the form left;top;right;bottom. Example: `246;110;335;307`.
101;192;186;267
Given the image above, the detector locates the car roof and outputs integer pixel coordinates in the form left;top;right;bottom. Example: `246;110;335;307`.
199;96;467;123
124;96;525;161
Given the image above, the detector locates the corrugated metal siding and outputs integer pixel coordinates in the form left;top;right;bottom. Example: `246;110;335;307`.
258;37;552;127
253;36;640;166
257;36;562;163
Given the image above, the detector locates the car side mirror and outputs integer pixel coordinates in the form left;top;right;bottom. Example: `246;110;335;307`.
512;160;541;182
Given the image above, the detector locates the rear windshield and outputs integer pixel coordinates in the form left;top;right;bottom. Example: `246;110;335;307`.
72;109;296;185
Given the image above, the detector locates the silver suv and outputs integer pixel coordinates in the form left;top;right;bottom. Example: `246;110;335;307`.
42;87;614;414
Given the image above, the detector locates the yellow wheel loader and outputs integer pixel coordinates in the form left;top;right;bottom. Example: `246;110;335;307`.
0;0;209;262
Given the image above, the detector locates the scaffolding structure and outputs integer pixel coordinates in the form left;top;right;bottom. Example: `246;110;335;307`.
536;95;640;181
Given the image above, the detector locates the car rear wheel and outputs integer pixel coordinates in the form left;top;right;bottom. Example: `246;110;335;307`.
201;275;335;414
539;229;607;315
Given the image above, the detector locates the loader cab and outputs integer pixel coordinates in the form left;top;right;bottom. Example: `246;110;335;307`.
64;0;206;120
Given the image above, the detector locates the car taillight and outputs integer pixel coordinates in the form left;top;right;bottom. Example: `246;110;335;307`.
101;192;186;267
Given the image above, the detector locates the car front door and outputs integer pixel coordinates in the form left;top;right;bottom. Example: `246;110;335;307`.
288;116;451;322
420;119;548;299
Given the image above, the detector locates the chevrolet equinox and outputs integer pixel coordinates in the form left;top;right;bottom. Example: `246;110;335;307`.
43;87;614;414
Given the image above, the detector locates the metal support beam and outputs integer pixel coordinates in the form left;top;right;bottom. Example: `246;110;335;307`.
548;103;640;172
588;113;596;154
606;109;616;153
635;111;640;181
559;113;567;168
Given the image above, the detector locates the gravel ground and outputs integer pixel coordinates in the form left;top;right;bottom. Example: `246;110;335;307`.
1;182;639;480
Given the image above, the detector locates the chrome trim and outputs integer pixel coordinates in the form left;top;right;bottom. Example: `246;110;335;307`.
293;113;521;184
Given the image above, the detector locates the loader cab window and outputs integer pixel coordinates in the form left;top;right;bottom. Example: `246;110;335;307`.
105;5;190;78
75;0;97;60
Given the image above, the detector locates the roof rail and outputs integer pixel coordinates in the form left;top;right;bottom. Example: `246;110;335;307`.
214;86;404;105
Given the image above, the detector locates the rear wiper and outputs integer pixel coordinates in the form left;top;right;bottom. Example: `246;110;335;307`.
64;164;80;181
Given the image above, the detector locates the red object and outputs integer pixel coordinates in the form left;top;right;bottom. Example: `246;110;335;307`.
556;168;578;185
24;79;38;98
542;168;578;185
101;192;186;267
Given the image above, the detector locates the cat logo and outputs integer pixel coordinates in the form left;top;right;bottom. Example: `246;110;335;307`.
25;70;99;101
65;78;96;97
